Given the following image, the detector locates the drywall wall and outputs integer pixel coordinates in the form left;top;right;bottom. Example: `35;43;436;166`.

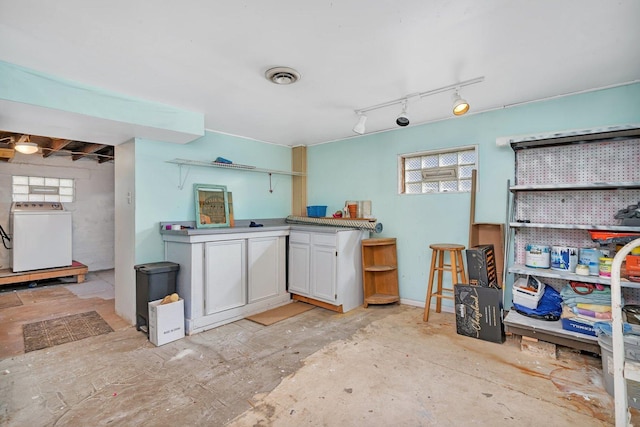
133;131;293;265
0;153;115;271
307;82;640;309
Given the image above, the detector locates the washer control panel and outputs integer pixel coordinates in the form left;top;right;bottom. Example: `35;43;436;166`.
11;202;65;211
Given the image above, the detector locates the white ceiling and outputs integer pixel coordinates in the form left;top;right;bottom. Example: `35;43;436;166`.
1;0;639;147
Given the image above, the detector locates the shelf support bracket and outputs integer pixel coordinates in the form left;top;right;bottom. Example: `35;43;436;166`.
178;164;191;190
269;173;273;193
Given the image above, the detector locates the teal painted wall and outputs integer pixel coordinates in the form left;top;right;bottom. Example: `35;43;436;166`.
0;60;203;136
308;83;640;306
134;132;292;263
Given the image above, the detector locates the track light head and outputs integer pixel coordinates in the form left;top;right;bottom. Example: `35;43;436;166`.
452;90;470;116
353;114;367;135
396;100;410;127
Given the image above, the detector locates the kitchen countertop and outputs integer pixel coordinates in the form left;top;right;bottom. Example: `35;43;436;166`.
160;218;360;236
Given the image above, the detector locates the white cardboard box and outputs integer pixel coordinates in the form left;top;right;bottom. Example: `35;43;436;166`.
148;298;185;346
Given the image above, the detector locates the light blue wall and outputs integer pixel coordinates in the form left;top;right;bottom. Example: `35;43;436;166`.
0;60;203;137
308;83;640;305
134;132;293;263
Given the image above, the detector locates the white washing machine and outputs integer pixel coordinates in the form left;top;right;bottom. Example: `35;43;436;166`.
11;202;73;272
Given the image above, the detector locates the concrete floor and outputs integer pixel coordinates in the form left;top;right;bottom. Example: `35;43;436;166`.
0;271;635;426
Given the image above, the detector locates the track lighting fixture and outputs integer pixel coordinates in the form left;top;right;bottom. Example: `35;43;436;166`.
352;76;484;134
353;114;367;134
452;90;470;116
14;135;39;155
396;100;409;127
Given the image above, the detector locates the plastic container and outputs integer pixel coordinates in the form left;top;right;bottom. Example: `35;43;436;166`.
579;248;602;275
512;276;545;309
134;262;180;334
306;205;327;217
599;257;613;278
598;332;640;409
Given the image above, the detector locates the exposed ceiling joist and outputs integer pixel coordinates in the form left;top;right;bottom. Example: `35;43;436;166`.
0;131;114;164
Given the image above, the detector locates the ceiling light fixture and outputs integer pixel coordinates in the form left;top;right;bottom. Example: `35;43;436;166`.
353;76;484;134
452;89;470;116
265;67;301;85
396;100;410;127
14;135;39;155
353;114;367;134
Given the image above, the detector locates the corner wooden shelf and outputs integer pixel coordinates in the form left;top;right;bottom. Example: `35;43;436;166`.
361;238;399;308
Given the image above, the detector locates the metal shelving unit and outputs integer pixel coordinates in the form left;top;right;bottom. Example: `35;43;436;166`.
509;223;640;231
504;129;640;352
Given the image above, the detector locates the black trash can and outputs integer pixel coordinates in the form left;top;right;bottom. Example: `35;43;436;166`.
134;261;180;333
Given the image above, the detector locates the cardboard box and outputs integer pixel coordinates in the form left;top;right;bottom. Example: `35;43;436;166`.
148;298;185;346
466;245;499;289
454;284;505;343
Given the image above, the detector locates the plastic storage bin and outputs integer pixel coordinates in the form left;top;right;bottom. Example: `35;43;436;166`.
512;276;545;309
598;332;640;409
134;261;180;334
306;205;327;217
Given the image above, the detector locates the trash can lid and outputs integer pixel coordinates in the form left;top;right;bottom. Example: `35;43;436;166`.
134;261;180;274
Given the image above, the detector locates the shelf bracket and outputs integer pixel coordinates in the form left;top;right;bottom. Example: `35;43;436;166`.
269;173;273;193
177;164;191;190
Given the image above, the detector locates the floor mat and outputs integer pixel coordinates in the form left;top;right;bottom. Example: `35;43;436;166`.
0;292;23;310
23;311;113;353
246;302;315;326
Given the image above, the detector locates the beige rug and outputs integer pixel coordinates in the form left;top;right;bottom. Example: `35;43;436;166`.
23;311;113;352
246;302;314;326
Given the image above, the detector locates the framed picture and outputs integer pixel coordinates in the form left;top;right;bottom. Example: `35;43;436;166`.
194;184;230;228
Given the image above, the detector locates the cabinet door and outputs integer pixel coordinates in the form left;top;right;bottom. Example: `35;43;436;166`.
204;240;246;315
288;242;310;295
311;243;337;303
248;236;281;303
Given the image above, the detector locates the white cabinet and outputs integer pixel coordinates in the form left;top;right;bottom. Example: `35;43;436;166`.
204;240;246;315
288;228;369;313
288;232;311;294
248;236;284;303
164;229;289;335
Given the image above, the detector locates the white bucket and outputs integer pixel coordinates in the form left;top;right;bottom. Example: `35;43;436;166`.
525;244;550;268
551;246;579;272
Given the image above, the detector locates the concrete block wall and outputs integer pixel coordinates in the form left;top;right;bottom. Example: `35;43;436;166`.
0;152;114;271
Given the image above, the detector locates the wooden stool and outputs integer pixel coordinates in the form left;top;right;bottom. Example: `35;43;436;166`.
423;243;467;322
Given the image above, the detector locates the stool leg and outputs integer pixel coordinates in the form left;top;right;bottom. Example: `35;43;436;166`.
450;250;458;295
423;250;437;322
435;251;444;314
456;250;467;284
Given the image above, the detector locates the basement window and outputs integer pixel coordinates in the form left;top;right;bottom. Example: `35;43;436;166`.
399;146;477;194
12;175;75;202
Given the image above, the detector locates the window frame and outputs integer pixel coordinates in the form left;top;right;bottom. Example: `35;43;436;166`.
397;145;478;195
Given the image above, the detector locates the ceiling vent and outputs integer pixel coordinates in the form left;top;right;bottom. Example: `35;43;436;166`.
265;67;301;85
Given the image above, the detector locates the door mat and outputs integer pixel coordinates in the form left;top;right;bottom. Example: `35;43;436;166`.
0;292;23;310
23;311;113;353
246;302;314;326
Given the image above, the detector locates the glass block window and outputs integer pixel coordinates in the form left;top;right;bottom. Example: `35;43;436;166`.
12;175;75;202
398;146;477;194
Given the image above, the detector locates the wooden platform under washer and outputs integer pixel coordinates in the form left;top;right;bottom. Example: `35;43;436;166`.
0;261;88;286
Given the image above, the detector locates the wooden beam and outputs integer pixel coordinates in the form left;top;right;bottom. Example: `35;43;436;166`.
43;138;74;158
292;146;307;217
72;143;107;161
